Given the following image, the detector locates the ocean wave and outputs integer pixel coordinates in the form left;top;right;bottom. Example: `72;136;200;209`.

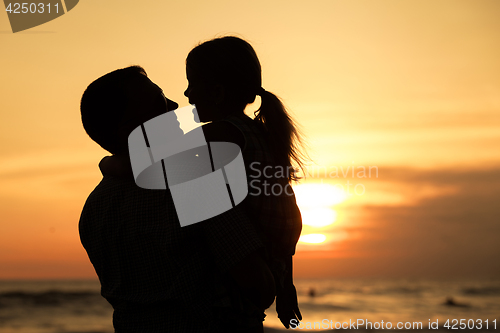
0;290;101;307
298;302;352;312
461;286;500;296
298;285;425;297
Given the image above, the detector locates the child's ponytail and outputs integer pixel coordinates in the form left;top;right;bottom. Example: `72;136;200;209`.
255;89;306;182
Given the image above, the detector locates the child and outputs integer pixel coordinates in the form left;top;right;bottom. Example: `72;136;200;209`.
185;36;306;329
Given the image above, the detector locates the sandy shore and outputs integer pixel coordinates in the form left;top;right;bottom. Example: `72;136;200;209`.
263;326;497;332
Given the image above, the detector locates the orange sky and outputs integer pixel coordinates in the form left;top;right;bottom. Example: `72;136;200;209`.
1;0;499;279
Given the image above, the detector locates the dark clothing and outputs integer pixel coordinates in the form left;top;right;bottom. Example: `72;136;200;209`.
79;173;265;332
223;114;302;291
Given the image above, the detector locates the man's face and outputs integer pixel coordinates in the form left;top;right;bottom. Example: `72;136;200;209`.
144;78;179;121
121;76;178;126
117;76;181;153
156;86;179;114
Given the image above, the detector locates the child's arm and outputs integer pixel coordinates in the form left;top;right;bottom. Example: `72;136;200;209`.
99;155;133;178
276;256;302;328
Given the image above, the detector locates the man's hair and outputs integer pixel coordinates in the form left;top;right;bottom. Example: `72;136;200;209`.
80;65;148;154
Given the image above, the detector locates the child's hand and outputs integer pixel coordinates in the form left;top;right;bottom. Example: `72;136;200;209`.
276;283;302;329
99;155;133;178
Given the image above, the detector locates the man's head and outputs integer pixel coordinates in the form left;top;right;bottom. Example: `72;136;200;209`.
81;66;178;154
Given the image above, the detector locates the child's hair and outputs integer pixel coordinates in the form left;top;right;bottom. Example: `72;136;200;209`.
80;65;148;154
186;36;306;181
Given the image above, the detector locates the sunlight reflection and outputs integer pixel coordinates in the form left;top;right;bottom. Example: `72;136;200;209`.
299;233;327;244
301;207;337;227
293;183;347;207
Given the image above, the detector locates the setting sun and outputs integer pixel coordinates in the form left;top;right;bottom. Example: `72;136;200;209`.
293;183;347;246
300;207;337;227
294;183;348;207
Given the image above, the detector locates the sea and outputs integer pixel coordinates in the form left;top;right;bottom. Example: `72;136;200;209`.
0;278;498;332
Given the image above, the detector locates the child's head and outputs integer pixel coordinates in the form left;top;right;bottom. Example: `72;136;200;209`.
185;37;306;181
81;66;178;154
185;36;261;121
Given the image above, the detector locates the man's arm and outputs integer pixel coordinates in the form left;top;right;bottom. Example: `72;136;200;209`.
201;206;275;310
229;250;276;310
201;121;245;148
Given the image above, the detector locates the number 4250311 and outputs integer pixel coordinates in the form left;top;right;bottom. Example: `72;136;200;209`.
443;319;496;330
5;3;60;14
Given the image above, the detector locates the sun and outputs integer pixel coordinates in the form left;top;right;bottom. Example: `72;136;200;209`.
292;183;347;245
293;183;347;207
293;183;346;228
300;207;337;227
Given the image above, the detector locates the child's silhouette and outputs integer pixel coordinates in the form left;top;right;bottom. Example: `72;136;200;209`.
185;36;305;329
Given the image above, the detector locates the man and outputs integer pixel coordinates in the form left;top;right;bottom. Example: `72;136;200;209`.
79;66;274;332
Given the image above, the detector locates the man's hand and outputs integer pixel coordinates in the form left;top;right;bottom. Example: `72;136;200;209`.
276;283;302;329
229;252;276;310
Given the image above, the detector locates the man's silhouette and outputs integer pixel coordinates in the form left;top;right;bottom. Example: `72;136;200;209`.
79;66;274;332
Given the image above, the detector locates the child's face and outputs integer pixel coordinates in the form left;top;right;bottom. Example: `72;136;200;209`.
184;66;222;123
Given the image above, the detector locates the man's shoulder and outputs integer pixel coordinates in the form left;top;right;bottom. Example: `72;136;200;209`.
85;175;158;200
79;175;180;246
80;175;172;223
81;176;126;209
